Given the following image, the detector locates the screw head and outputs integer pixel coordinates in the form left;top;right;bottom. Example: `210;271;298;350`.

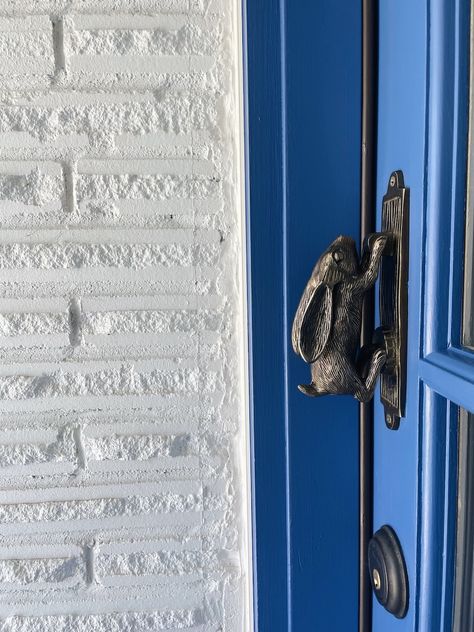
390;174;396;187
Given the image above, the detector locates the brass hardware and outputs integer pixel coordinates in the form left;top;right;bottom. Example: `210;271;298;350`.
291;171;409;427
291;233;388;402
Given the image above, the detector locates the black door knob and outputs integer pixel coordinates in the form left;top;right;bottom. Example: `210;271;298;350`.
368;524;409;619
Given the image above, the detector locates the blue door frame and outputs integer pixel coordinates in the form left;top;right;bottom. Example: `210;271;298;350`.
243;2;363;630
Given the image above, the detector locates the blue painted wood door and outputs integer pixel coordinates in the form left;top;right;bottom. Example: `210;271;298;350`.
247;0;473;629
373;0;470;630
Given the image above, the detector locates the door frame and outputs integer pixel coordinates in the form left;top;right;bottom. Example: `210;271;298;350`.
242;1;290;629
243;1;367;630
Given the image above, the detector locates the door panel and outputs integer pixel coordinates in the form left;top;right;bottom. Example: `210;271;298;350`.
373;0;471;630
453;409;474;631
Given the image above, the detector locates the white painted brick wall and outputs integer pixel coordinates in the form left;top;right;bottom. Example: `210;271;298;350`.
0;0;248;630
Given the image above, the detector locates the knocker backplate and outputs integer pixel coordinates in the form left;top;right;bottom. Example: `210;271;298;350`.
379;171;409;429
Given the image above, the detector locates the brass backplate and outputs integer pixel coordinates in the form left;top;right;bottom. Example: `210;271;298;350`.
379;171;409;430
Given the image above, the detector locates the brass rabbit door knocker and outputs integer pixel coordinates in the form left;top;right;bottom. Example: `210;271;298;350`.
291;171;409;429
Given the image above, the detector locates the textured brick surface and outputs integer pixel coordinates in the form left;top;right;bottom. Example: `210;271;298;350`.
0;1;247;630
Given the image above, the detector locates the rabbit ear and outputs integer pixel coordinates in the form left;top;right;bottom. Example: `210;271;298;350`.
291;282;333;363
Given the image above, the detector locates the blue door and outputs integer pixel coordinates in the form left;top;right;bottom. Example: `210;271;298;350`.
246;0;474;630
373;0;472;630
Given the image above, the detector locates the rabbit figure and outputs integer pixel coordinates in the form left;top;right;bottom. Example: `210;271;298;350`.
291;233;388;403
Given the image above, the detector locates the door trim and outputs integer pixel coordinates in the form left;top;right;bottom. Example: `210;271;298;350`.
243;1;290;629
244;1;363;630
359;0;378;629
418;0;470;628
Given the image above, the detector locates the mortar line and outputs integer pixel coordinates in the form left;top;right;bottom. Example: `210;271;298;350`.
185;0;207;595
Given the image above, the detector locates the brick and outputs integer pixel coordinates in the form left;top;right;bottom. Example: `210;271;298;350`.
83;309;223;335
0;1;192;15
0;610;202;632
0;16;52;31
0;425;76;468
0;312;67;337
69;23;222;57
0;98;218;143
77;174;221;201
0;17;54;78
0;243;220;270
0;169;62;206
0;556;82;586
0;492;202;524
0;366;219;400
85;433;192;462
97;550;216;578
0;32;51;58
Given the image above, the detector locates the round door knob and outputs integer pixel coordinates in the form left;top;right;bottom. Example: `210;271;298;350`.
368;525;409;619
